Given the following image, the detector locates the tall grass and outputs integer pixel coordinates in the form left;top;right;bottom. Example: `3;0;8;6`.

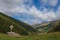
0;32;60;40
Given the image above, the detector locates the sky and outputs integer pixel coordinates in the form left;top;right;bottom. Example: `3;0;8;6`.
0;0;60;25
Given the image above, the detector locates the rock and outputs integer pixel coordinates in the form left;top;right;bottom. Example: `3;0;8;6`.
7;32;20;37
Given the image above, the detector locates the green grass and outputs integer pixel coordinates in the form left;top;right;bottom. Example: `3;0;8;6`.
0;32;60;40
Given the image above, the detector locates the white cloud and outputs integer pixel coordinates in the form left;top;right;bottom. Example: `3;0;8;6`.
41;0;58;6
11;5;28;13
23;19;42;25
28;6;56;21
55;6;60;19
0;0;32;12
49;0;58;6
11;5;57;21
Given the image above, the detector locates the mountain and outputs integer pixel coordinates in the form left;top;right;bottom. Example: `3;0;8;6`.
0;12;37;35
34;20;60;33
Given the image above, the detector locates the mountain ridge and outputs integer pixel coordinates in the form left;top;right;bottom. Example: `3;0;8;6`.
34;19;60;33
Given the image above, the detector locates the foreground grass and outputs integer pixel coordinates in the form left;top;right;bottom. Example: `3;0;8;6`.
0;32;60;40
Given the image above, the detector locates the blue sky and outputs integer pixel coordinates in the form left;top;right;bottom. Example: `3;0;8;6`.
0;0;60;25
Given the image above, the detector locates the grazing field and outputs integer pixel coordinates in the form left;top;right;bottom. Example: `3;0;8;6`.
0;32;60;40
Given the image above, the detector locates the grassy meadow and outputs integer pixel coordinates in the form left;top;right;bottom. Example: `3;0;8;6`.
0;32;60;40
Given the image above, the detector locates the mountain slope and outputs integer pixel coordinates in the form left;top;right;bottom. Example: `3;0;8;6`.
0;12;36;35
35;20;60;33
50;19;60;32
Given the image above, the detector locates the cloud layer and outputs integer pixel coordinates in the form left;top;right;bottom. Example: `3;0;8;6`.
0;0;60;25
41;0;58;6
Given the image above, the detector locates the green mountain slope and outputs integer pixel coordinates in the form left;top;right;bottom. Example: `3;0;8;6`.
50;20;60;32
35;20;60;33
0;12;36;35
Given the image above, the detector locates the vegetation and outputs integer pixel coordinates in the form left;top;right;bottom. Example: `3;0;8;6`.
0;12;37;35
0;32;60;40
35;20;60;33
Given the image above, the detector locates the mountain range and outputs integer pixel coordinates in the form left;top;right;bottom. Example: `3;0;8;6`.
34;20;60;33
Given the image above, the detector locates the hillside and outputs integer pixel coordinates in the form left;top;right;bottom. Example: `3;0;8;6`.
0;12;37;35
34;20;60;33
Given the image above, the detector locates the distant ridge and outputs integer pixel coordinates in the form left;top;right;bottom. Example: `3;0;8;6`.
34;19;60;33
